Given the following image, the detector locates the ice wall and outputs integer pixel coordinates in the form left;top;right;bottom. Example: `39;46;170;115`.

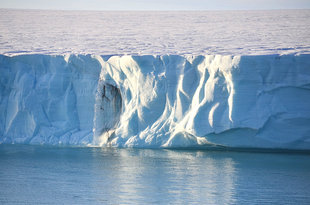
1;54;310;149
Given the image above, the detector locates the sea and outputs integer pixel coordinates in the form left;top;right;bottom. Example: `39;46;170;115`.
1;145;310;204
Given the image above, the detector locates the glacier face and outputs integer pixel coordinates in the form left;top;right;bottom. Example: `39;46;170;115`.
1;54;310;149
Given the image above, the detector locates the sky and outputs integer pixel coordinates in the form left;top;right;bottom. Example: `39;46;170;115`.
0;0;310;10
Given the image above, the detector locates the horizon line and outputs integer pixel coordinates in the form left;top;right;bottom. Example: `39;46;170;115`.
1;7;310;12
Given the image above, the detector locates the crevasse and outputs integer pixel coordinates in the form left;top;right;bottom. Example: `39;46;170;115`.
1;54;310;149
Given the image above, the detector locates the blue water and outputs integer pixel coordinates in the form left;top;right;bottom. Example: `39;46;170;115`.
1;145;310;204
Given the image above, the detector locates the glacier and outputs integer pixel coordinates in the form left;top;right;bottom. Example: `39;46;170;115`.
1;54;310;149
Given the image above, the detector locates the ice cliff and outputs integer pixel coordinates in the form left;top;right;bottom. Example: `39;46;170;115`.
1;54;310;149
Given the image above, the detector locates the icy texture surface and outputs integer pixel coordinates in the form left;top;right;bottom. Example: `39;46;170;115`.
1;54;310;149
0;9;310;56
0;55;101;145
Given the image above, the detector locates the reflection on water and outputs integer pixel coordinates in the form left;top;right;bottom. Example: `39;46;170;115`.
93;149;237;204
0;145;310;204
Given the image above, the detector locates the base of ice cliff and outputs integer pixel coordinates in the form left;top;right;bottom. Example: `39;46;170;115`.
1;54;310;150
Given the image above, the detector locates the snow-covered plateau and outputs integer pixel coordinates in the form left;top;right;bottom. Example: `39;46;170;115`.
1;54;310;149
1;9;310;56
0;9;310;149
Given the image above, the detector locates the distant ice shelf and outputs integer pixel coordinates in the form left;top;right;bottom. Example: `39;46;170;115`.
1;54;310;150
0;9;310;56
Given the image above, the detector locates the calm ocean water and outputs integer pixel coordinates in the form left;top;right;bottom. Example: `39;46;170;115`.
0;145;310;204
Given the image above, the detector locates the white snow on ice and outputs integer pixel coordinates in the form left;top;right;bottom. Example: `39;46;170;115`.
0;9;310;56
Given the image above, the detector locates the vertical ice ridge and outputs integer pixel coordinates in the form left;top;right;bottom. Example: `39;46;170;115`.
97;55;239;147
